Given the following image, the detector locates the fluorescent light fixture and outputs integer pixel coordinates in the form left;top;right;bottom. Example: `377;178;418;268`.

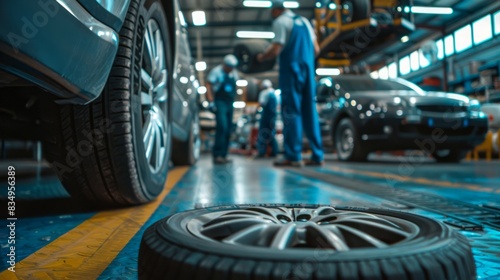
233;101;246;109
236;80;249;87
243;0;272;7
237;89;244;95
236;31;275;39
409;6;453;14
198;86;207;94
192;11;206;26
243;1;299;8
316;68;341;76
195;61;207;71
401;36;409;43
283;1;299;8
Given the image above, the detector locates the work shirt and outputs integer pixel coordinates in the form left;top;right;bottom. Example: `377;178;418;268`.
272;10;316;47
258;88;279;106
207;65;240;98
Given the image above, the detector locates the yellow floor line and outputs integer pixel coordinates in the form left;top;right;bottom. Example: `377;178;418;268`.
326;166;495;193
1;167;188;280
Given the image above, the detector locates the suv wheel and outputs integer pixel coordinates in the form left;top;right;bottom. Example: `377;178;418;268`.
44;0;172;206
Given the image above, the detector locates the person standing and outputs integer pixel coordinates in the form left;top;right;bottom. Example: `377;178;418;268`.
257;0;324;167
206;54;239;164
256;79;279;158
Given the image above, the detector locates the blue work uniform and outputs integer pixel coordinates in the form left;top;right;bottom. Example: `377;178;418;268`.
278;15;323;162
257;89;279;156
212;71;236;158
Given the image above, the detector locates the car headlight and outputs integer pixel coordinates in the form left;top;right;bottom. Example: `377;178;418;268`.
469;99;481;112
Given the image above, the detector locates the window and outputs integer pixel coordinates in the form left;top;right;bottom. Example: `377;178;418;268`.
454;25;472;53
444;35;454;56
410;51;420;71
379;66;389;79
473;15;493;45
399;56;411;76
388;63;397;79
436;39;444;60
495;11;500;35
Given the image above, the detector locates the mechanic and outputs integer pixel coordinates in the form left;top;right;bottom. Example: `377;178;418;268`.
206;54;240;164
257;0;324;167
256;79;279;158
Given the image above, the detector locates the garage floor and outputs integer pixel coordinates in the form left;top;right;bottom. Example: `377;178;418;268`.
1;154;500;279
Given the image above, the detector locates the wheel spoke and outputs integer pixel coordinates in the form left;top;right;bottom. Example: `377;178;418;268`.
142;92;153;107
335;224;389;248
155;29;164;70
154;70;168;102
141;69;154;90
269;223;297;249
309;223;350;251
145;120;155;162
222;224;271;245
144;26;155;72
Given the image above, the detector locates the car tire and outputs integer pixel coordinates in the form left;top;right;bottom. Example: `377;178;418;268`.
138;204;476;280
335;118;368;161
432;149;467;163
234;39;277;74
171;114;201;166
44;0;172;206
341;0;371;23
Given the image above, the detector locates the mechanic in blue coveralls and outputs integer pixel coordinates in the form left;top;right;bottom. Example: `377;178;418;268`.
255;79;279;158
257;0;324;167
206;54;240;164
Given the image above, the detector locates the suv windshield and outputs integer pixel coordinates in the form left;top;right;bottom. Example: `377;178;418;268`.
333;76;417;92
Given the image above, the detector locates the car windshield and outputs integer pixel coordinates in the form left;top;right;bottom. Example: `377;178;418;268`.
333;76;417;92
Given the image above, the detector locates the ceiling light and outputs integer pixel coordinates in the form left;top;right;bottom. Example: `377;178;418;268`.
195;61;207;71
236;80;249;87
236;31;275;39
243;1;299;8
409;6;453;14
243;0;272;8
401;36;409;43
283;1;300;8
192;11;206;26
198;86;207;94
233;101;246;109
329;3;337;10
316;68;341;76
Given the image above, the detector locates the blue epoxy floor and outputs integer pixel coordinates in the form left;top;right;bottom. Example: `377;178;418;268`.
1;154;500;279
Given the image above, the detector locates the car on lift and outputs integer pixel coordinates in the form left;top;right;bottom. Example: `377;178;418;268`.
316;75;489;162
0;0;200;206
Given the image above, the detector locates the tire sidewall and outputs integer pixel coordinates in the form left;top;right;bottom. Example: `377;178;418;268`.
131;0;172;199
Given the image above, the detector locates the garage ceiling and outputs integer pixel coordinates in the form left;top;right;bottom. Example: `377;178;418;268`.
179;0;499;78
